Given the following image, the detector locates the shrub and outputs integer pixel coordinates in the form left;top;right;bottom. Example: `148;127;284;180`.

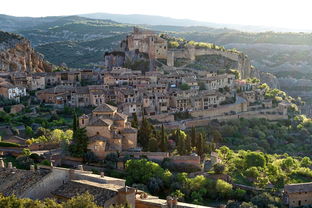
213;163;226;174
0;141;20;147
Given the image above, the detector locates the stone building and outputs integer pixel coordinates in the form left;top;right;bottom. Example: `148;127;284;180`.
0;80;26;102
123;27;168;59
79;103;137;159
284;182;312;207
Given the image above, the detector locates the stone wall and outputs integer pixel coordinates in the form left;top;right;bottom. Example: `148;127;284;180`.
190;101;247;118
22;166;70;199
146;113;175;122
288;192;312;208
167;47;260;80
171;155;201;168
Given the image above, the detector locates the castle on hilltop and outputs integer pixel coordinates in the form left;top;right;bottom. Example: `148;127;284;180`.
121;27;168;60
104;27;256;79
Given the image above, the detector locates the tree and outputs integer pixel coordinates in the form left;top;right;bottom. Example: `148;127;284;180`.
131;112;139;129
245;152;266;168
148;137;158;152
22;148;32;157
125;159;166;184
179;83;190;91
72;111;78;139
62;193;101;208
69;127;88;158
190;127;197;148
159;124;168;152
215;179;233;198
211;129;223;144
25;126;34;137
196;133;204;156
213;163;226;174
176;130;187;155
185;135;192;155
138;116;153;150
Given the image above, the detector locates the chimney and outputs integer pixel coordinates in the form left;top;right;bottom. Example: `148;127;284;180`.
7;162;13;169
77;165;83;171
69;169;75;180
0;159;4;168
100;172;105;177
166;196;173;208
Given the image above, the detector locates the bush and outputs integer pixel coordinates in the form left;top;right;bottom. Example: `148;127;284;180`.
213;163;226;174
0;141;20;147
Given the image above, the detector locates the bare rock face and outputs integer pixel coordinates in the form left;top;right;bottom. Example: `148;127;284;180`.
0;31;52;73
260;71;280;89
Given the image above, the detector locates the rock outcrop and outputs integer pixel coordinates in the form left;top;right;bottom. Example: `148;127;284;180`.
0;31;52;73
259;71;280;89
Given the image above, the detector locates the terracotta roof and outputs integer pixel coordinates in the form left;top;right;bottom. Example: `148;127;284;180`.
93;103;117;113
90;118;113;126
285;182;312;193
52;180;121;207
114;112;127;121
89;135;109;143
122;128;137;134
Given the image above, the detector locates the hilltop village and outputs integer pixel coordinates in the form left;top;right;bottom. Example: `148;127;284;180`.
0;28;310;208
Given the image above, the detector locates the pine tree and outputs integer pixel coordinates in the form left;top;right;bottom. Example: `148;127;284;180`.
190;126;196;148
131;112;139;129
159;124;168;152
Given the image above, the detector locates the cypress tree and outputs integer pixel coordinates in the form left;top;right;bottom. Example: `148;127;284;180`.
186;134;192;155
138;116;152;150
72;111;78;139
196;133;204;157
131;112;139;129
159;124;168;152
177;130;186;155
190;126;196;148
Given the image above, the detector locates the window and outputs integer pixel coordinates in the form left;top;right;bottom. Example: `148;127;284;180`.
82;119;84;125
96;132;99;135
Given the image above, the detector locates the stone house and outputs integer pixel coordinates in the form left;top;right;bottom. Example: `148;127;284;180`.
36;86;73;105
241;90;256;104
143;92;170;114
181;77;199;90
284;182;312;207
199;73;235;91
79;103;137;159
28;74;46;90
70;87;91;107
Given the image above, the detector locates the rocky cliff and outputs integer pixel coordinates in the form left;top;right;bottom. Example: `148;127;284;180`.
0;31;52;73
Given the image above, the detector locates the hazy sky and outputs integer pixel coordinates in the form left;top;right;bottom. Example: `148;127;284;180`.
1;0;311;30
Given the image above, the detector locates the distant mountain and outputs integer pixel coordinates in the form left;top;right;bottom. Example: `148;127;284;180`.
0;14;61;32
79;13;312;33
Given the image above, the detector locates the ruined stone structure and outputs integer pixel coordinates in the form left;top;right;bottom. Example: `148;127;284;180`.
123;27;168;60
79;103;137;159
284;182;312;207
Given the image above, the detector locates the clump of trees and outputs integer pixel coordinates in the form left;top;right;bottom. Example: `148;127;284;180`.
125;159;243;205
215;146;312;189
0;192;102;208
